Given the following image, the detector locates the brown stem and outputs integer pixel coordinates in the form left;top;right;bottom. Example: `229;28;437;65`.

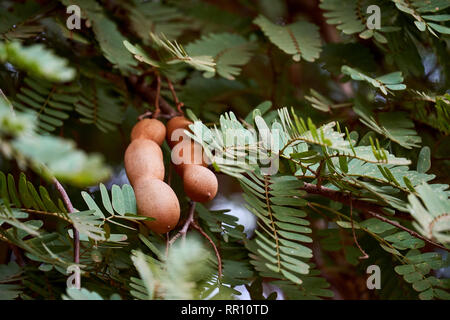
191;220;223;279
168;201;196;246
53;178;80;264
128;75;178;118
166;77;184;114
301;182;386;214
365;210;449;252
349;199;369;259
153;73;161;119
301;182;450;252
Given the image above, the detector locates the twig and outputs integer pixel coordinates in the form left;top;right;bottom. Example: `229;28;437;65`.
128;75;178;118
316;160;325;188
153;73;161;119
365;210;449;252
168;201;196;246
53;179;80;264
138;110;153;121
301;182;450;252
191;220;223;279
166;77;184;114
349;199;369;259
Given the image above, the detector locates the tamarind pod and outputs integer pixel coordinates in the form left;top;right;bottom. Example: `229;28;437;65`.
133;177;180;234
171;139;208;174
131;118;166;146
124;138;164;185
167;116;218;203
182;165;218;202
166;116;193;147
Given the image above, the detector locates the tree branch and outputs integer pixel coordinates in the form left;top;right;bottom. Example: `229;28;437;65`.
53;178;80;264
128;75;178;118
191;220;223;280
168;201;196;247
301;182;450;252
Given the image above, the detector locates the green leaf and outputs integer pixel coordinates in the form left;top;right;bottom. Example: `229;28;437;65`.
417;146;431;173
0;41;75;82
186;33;256;80
254;15;322;62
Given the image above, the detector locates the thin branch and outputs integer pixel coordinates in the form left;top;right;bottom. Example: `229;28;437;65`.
301;182;387;214
316;160;325;188
191;220;223;280
53;178;80;264
168;201;196;246
166;77;184;114
365;210;449;252
153;73;161;119
128;75;178;118
349;199;369;259
301;182;450;252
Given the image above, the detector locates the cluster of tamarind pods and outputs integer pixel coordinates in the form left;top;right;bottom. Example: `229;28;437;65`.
124;116;218;234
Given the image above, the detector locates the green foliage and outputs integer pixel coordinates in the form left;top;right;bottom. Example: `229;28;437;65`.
0;0;449;301
125;1;191;43
407;183;450;244
354;101;421;149
0;41;75;82
392;0;450;35
254;15;322;62
320;0;396;43
394;250;450;300
1;94;111;187
75;77;125;132
0;262;23;299
242;174;313;283
12;76;79;132
186;33;256;80
61;0;137;72
131;237;215;300
342;66;406;95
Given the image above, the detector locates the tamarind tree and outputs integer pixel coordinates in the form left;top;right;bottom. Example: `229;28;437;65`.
0;0;449;300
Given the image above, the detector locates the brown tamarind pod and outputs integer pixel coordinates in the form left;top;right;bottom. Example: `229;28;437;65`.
171;139;208;175
131;118;166;146
124;138;164;184
167;116;218;203
182;164;218;202
166;116;193;147
133;177;180;234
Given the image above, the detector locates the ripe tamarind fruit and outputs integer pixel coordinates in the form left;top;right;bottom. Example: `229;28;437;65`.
130;118;166;146
133;178;180;234
171;139;207;174
124;138;164;184
182;164;218;202
167;116;218;202
124;119;180;234
166;116;193;147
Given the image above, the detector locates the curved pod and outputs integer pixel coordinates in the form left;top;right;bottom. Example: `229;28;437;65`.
134;178;180;234
124;138;164;184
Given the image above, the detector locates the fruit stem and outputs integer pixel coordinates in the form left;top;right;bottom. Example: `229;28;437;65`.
168;201;196;246
191;220;223;280
53;178;80;279
166;77;184;114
